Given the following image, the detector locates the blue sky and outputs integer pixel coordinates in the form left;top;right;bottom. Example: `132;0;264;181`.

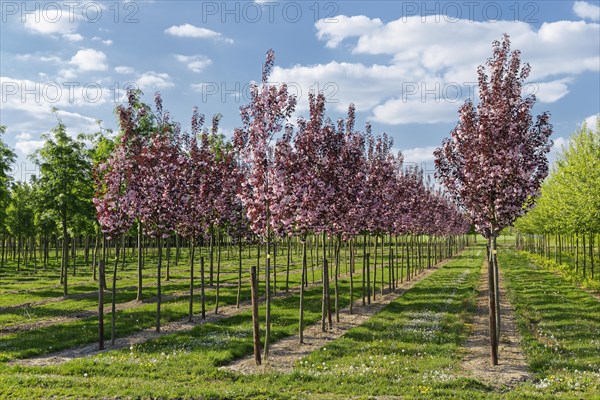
1;0;599;182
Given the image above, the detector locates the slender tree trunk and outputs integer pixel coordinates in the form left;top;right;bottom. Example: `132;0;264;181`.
373;234;378;300
16;234;21;274
286;236;291;292
98;259;105;350
175;234;180;267
189;241;194;322
156;237;162;332
381;235;385;295
362;235;366;306
111;239;120;345
215;231;222;314
136;222;143;301
576;234;580;275
62;213;68;297
264;233;272;362
315;237;318;285
1;236;5;269
299;237;306;344
72;236;76;277
250;266;261;365
334;236;340;323
166;236;171;281
349;239;354;314
583;233;587;278
493;235;501;343
200;255;206;319
92;233;98;280
273;241;277;296
237;241;242;308
121;235;126;271
590;233;595;280
487;240;499;366
209;227;214;286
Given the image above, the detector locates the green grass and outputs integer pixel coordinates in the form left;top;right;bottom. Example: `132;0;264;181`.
520;251;600;292
0;247;485;399
498;249;600;398
0;266;308;361
5;242;596;398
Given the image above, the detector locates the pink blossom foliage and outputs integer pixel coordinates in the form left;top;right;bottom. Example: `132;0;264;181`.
434;34;552;238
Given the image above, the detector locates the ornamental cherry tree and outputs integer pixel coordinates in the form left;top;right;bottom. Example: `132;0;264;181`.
233;49;296;362
135;93;184;333
434;34;552;365
94;144;135;346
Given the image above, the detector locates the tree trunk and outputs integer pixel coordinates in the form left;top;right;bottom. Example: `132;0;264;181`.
62;213;68;297
111;239;120;345
487;241;499;366
189;241;194;322
373;234;378;300
349;239;354;314
286;236;291;292
166;236;171;281
98;259;105;350
137;222;143;301
299;237;307;344
16;234;21;273
156;237;162;332
334;236;340;323
250;266;261;365
209;227;214;286
72;237;76;277
264;234;272;362
493;235;501;343
215;231;222;314
362;235;366;306
200;256;206;319
121;235;126;271
92;232;99;281
237;241;242;308
273;241;277;296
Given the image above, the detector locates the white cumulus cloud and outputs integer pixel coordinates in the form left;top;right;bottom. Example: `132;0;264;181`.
15;140;45;155
401;145;438;165
584;113;599;127
174;55;212;73
165;24;234;44
115;66;135;74
529;79;571;103
270;14;599;125
136;72;174;90
573;1;600;21
15;132;32;140
63;33;83;42
69;49;108;71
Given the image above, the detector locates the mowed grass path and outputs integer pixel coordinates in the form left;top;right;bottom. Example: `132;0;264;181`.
0;248;485;399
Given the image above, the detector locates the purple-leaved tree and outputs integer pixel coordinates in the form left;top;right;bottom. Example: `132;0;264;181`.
434;34;553;365
233;49;297;363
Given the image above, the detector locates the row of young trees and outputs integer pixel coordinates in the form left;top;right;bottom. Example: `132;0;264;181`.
1;34;554;367
0;121;102;290
515;120;599;280
93;50;470;361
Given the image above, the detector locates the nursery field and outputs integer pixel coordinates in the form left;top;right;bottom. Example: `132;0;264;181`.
1;241;599;399
1;23;598;399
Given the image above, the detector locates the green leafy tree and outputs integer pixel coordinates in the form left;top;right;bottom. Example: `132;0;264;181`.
31;116;93;296
516;119;600;278
6;182;35;272
0;126;16;268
